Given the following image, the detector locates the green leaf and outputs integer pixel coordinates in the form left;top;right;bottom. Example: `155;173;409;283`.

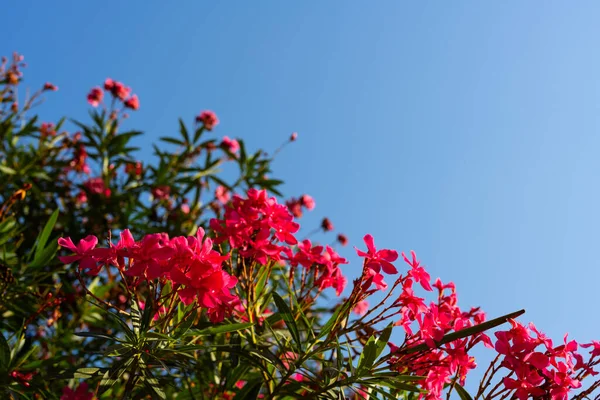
454;383;474;400
172;308;197;338
404;309;525;354
193;126;204;143
142;369;167;400
131;298;142;336
75;332;121;342
179;118;190;143
357;324;393;374
271;291;302;350
0;165;16;175
0;332;11;373
160;136;185;146
74;367;103;379
186;322;253;336
318;302;351;340
29;240;58;268
34;209;59;262
375;323;393;360
232;378;261;400
141;294;154;333
357;336;378;374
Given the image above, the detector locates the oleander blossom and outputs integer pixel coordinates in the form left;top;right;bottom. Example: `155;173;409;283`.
196;110;219;130
491;320;592;399
221;136;240;153
86;87;103;107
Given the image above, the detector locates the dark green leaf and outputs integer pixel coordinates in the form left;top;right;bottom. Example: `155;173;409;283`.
272;292;302;350
33;209;59;262
179;118;190;143
404;309;525;354
0;332;10;373
454;383;474;400
186;322;253;336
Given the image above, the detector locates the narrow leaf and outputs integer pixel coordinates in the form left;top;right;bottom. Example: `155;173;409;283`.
272;292;302;350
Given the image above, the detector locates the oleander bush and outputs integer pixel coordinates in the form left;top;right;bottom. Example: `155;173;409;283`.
1;52;598;400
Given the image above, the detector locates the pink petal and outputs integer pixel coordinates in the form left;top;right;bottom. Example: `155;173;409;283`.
58;237;77;252
363;234;376;254
380;260;398;275
378;249;399;262
78;235;98;253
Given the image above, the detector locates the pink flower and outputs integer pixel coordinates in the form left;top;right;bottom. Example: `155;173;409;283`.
196;110;219;130
215;185;230;204
355;234;398;274
300;194;315;210
402;250;432;291
83;177;111;198
152;185;171;201
86;87;103;107
58;236;102;275
181;202;190;214
43;82;58;91
124;94;139;110
221;136;240;153
60;382;95;400
111;81;131;100
353;300;369;316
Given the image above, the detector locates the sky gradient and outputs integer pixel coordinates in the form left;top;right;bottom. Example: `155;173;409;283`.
4;1;600;391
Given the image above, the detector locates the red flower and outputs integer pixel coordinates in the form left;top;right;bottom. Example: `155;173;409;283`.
152;185;171;201
11;370;34;387
83;177;111;198
125;161;143;176
60;382;95;400
196;110;219;130
290;132;298;141
124;94;139;110
337;234;348;246
104;78;115;91
86;87;103;107
111;81;131;100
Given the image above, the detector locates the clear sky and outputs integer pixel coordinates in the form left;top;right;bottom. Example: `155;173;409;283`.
4;0;600;392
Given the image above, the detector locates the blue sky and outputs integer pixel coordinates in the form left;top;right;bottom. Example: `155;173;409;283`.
5;0;600;391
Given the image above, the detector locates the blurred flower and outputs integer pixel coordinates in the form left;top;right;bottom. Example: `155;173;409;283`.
221;136;240;153
43;82;58;91
87;87;103;107
321;217;334;232
196;110;219;130
124;94;139;110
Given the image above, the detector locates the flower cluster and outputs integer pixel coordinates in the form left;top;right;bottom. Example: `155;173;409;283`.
87;78;139;110
210;188;300;260
285;194;315;218
349;237;492;398
487;320;600;399
58;228;237;322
